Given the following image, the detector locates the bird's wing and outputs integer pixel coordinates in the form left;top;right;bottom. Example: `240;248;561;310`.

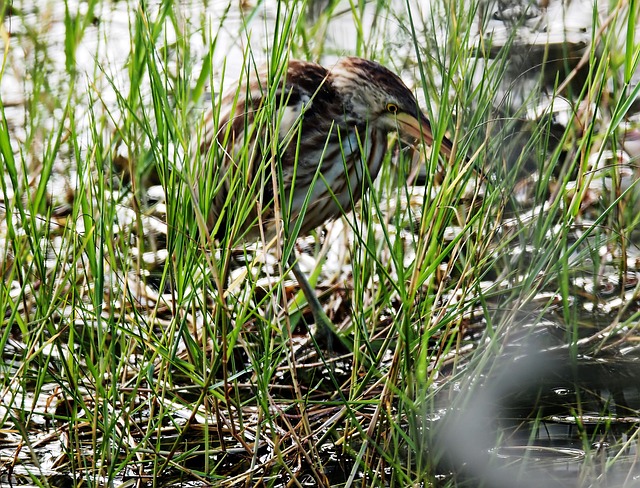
201;60;335;240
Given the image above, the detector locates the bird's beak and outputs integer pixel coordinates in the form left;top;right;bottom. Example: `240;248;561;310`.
395;111;454;160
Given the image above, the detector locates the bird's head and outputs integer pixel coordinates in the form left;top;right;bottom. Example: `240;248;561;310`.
329;57;452;158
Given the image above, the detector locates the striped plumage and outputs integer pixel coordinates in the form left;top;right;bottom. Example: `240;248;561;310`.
199;57;454;242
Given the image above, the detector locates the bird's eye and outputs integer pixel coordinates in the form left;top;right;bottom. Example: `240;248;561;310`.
386;103;398;114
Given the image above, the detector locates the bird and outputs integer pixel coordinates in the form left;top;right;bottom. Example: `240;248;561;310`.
196;56;456;348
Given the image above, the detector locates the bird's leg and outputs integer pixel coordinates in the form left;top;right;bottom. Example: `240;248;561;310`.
286;252;352;352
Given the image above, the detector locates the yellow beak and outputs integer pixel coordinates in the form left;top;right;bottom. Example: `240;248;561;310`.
395;111;454;160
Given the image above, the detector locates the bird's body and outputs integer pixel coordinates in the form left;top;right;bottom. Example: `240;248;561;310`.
197;56;455;348
198;57;453;242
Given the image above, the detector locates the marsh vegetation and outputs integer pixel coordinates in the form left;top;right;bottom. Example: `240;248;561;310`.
1;0;640;486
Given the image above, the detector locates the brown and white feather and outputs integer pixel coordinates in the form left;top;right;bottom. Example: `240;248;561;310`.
197;57;452;243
